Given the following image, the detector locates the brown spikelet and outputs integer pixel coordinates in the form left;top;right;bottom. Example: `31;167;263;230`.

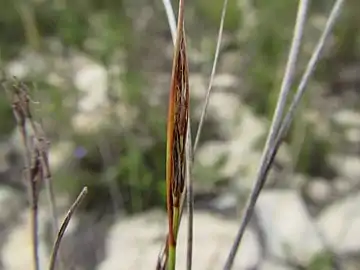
165;0;189;269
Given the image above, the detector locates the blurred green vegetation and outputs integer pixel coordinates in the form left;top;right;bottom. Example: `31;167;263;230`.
0;0;357;219
308;251;333;270
195;0;241;31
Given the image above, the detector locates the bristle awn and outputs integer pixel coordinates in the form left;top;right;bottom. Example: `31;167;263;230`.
166;0;189;269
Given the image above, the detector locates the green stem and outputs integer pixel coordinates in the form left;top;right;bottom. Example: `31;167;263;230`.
173;206;180;236
168;206;180;270
168;245;176;270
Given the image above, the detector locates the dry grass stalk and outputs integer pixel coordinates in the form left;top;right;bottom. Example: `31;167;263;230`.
6;79;44;270
4;78;68;270
48;186;88;270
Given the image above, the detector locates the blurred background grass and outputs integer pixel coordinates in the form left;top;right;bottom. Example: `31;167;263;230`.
0;0;358;217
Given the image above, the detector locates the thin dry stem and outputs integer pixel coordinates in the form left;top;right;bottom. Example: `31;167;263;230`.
223;0;310;267
27;106;61;246
162;0;177;43
274;0;346;147
224;0;345;269
193;0;229;153
48;186;88;270
258;0;346;190
97;138;123;214
185;122;193;270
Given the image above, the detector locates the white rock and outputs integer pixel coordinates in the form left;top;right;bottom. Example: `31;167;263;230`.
176;212;260;269
2;210;49;270
71;55;109;134
258;260;292;270
210;192;238;213
1;203;78;270
6;60;29;79
329;155;360;180
224;109;265;188
49;141;74;171
193;92;243;137
0;188;22;222
98;211;261;270
333;177;352;194
189;74;207;99
229;106;265;147
97;211;165;270
318;192;360;253
6;51;47;79
229;151;262;191
345;127;360;144
73;56;108;113
332;110;360;127
196;102;266;191
256;190;324;265
71;110;108;134
196;141;228;168
306;178;332;204
212;74;238;89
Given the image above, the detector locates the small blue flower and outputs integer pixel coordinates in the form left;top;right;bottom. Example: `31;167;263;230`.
74;146;87;159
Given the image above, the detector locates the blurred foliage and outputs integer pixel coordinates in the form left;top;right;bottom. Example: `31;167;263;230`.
194;0;241;31
308;251;333;270
0;0;358;215
0;93;14;137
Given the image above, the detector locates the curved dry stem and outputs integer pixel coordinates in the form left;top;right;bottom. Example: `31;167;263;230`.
223;0;345;269
48;187;88;270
